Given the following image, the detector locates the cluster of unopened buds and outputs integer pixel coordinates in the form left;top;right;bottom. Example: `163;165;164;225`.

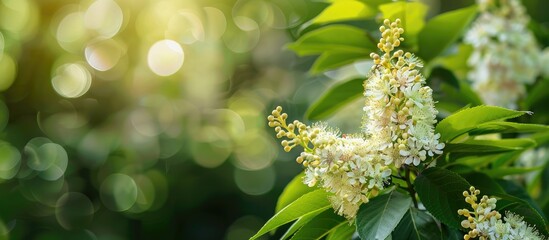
458;187;544;240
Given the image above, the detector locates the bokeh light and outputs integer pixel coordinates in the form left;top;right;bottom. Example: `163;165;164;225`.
85;38;125;71
203;7;227;40
190;125;233;168
0;141;20;181
21;175;67;207
55;192;94;230
234;166;276;195
51;63;92;98
83;0;123;38
100;173;138;212
127;174;155;213
223;16;260;53
166;10;204;44
0;99;8;132
225;215;264;240
0;218;13;238
55;11;88;52
147;39;184;76
0;0;39;39
0;0;316;238
25;138;68;181
0;54;16;91
0;31;4;54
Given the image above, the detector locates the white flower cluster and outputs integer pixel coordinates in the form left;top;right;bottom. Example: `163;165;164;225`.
458;187;545;240
268;107;392;219
266;19;444;220
363;19;444;167
465;0;541;109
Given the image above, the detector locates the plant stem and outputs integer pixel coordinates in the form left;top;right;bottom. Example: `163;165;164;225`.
405;166;418;208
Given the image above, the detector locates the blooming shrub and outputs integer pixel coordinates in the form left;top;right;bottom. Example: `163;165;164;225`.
252;1;549;239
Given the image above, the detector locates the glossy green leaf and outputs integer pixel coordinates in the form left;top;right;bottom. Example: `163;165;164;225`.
460;171;538;205
531;130;549;145
250;189;331;240
524;78;549;108
434;44;473;79
468;122;549;136
276;172;314;213
306;78;363;120
326;222;355;240
356;190;412;240
460;172;506;195
417;5;478;62
414;167;470;229
379;1;428;39
443;226;465;240
281;208;328;240
436;105;530;142
392;208;443;240
429;67;482;116
497;179;547;220
484;166;544;178
291;210;346;240
311;52;367;73
448;151;521;169
288;25;376;56
311;0;376;24
444;138;536;156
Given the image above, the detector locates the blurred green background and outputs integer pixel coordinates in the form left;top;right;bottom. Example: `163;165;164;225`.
0;0;548;239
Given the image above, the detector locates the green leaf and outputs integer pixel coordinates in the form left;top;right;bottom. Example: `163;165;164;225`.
468;122;549;136
445;138;535;166
311;0;377;24
444;138;536;156
392;208;443;240
311;52;367;73
484;166;544;178
291;210;346;240
443;226;465;240
433;44;473;79
460;172;506;195
356;190;412;240
429;67;482;115
414;167;470;228
288;25;376;56
250;189;331;240
276;172;314;213
436;105;530;142
379;1;428;42
497;179;547;219
306;78;364;120
326;222;355;240
524;78;549;108
281;208;330;240
417;5;478;62
531;130;549;145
